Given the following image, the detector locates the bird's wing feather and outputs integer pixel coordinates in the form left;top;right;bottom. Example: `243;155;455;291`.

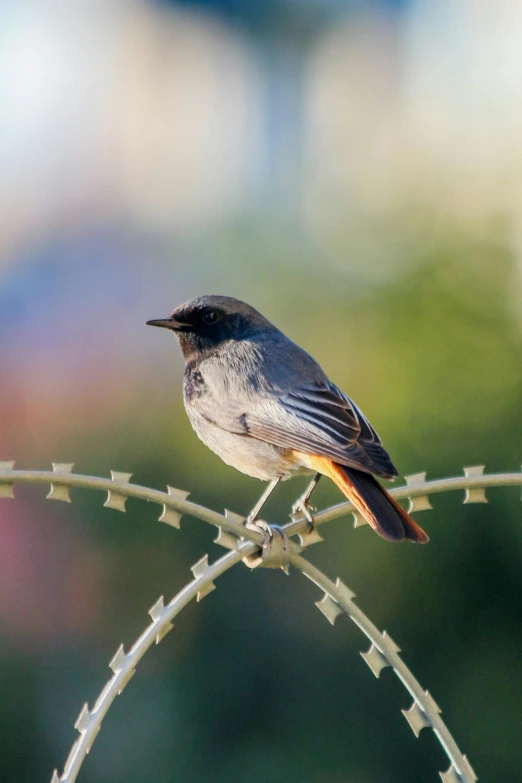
242;381;398;479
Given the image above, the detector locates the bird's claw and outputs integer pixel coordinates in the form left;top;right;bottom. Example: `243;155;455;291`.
244;518;282;547
291;497;316;532
242;520;290;571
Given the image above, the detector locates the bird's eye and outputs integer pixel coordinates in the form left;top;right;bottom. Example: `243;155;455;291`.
203;310;218;324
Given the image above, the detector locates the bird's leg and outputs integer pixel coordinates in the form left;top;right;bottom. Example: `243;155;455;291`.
291;473;321;531
245;479;280;527
243;480;291;565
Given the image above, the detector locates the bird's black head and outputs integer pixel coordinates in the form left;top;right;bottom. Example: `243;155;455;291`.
146;295;271;360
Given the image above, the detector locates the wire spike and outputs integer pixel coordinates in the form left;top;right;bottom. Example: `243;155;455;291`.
104;471;132;512
190;554;216;601
110;470;133;482
158;508;181;527
361;644;389;678
439;765;462;783
404;474;433;512
382;631;401;654
191;554;210;579
464;488;487;504
298;527;324;547
52;462;74;473
0;461;15;497
46;463;74;503
109;644;126;674
148;596;165;622
463;465;485;477
405;471;427;485
334;577;356;603
213;527;238;550
315;594;343;625
196;583;216;601
352;511;368;528
159;486;189;528
46;484;71;503
224;508;246;526
0;460;15;496
50;770;60;783
408;495;433;513
463;465;488;504
155;622;174;644
402;701;430;737
74;703;91;734
423;690;442;714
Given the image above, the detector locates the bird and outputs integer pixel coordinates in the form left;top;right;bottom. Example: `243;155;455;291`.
147;295;429;544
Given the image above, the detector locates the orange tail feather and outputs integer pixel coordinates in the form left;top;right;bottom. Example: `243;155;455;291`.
296;453;429;544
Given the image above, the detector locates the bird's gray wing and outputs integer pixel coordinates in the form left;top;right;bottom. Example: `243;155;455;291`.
242;381;398;479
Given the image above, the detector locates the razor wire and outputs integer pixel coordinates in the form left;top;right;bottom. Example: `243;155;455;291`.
1;462;519;782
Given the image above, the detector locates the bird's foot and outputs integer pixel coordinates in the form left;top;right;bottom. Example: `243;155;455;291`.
244;516;281;547
242;520;290;572
244;512;256;527
291;495;316;532
290;494;324;547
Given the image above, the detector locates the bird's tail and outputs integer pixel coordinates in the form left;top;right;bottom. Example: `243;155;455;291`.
308;457;429;543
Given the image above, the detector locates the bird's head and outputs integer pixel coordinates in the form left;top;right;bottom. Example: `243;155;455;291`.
146;295;271;359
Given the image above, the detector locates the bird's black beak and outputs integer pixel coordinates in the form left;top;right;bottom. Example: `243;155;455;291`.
146;316;192;332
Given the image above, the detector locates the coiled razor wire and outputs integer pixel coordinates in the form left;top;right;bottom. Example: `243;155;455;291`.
1;462;519;782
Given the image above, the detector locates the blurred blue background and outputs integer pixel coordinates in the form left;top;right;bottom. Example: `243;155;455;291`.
1;0;522;780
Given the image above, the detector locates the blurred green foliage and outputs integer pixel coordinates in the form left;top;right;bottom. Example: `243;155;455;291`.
1;216;522;782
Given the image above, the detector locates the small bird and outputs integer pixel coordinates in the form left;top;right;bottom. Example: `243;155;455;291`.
147;295;428;543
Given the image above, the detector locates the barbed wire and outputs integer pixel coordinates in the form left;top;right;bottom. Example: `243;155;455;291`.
1;462;519;782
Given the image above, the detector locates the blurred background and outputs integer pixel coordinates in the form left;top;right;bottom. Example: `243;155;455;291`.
1;0;522;780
